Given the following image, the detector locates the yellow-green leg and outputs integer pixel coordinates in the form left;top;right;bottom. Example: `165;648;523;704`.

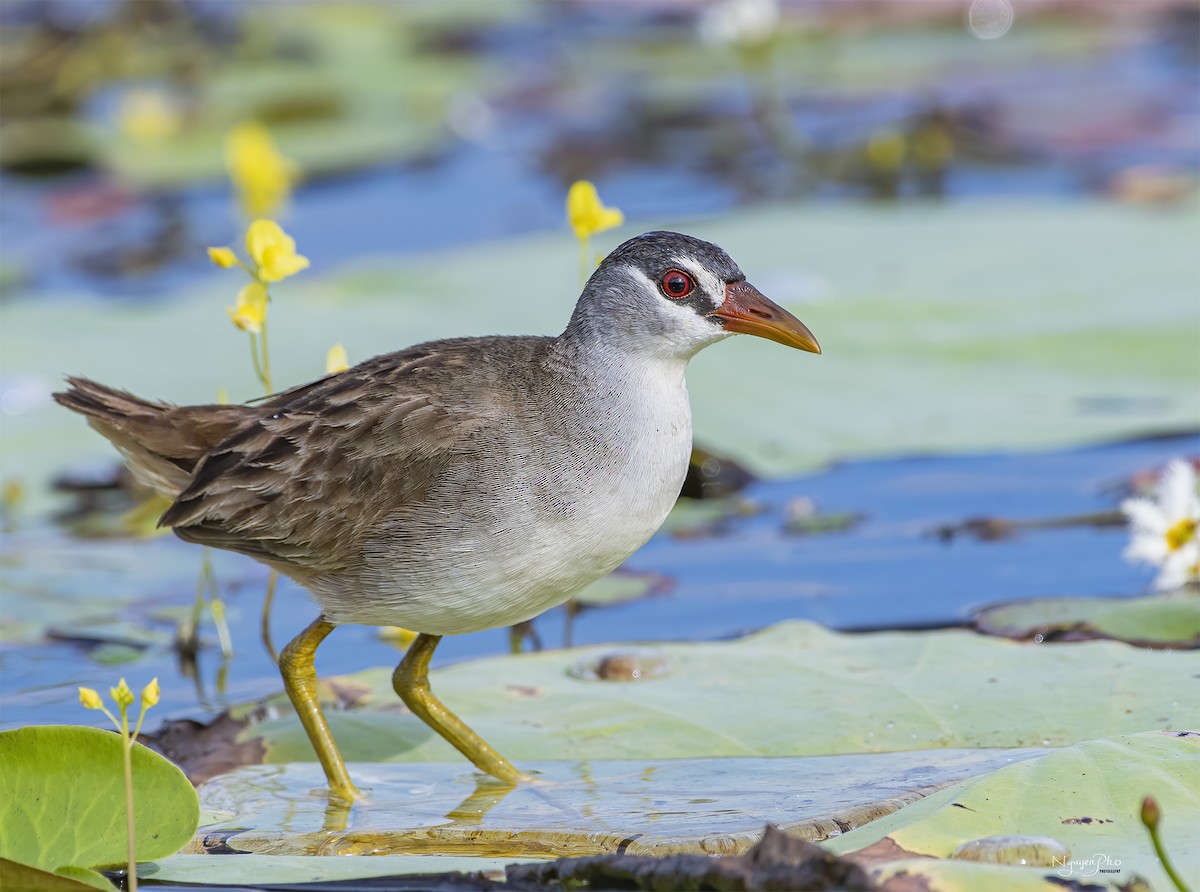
393;633;530;784
279;616;358;801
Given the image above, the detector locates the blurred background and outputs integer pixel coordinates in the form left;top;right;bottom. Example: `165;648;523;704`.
1;0;1197;729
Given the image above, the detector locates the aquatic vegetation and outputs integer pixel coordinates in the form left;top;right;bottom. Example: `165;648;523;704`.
76;678;160;891
1121;459;1200;591
225;122;299;219
0;723;199;891
325;343;349;374
566;180;624;283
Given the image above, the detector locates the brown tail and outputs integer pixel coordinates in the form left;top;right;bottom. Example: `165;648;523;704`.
54;377;256;501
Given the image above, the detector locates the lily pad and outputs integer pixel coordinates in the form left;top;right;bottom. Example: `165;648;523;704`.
973;591;1200;648
94;4;503;189
142;853;533;886
190;749;1047;858
0;859;113;892
826;731;1200;892
242;621;1196;766
0;725;199;875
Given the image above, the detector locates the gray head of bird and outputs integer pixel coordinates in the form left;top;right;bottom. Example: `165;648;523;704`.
563;230;821;362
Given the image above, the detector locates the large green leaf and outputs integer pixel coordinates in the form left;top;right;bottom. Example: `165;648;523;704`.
5;200;1196;516
243;621;1196;765
0;859;113;892
191;749;1046;857
826;731;1200;892
142;854;534;886
0;726;200;873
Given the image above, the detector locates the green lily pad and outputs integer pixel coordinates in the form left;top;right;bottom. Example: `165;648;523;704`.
243;621;1196;766
189;749;1047;858
94;4;502;189
572;569;670;608
142;853;534;886
826;731;1200;892
973;592;1200;648
0;859;113;892
0;725;199;875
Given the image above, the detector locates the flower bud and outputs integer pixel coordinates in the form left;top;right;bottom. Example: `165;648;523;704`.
1141;795;1161;831
111;679;135;709
79;687;103;710
141;677;160;710
207;246;238;268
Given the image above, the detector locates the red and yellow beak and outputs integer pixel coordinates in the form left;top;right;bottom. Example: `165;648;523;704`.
709;281;821;354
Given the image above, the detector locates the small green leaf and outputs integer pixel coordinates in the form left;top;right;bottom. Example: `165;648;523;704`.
827;732;1200;892
974;592;1200;648
0;726;199;873
0;859;114;892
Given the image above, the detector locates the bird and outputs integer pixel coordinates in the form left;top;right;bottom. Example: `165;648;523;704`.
54;230;820;801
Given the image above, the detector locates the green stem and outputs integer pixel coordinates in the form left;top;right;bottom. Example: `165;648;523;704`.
262;570;280;664
578;235;590;287
121;712;138;892
248;332;265;389
259;317;273;394
1150;819;1192;892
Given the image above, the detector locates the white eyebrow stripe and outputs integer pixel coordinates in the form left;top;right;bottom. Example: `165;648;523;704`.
671;254;725;306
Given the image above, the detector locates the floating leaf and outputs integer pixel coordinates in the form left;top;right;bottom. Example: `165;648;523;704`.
826;731;1200;892
0;859;112;892
142;853;533;886
243;621;1195;766
0;725;199;874
191;749;1046;857
973;592;1200;648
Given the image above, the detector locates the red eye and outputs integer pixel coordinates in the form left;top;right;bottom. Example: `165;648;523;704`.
660;269;696;299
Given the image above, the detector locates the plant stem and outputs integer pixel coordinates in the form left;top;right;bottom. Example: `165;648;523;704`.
121;713;138;892
579;236;590;287
1150;819;1192;892
248;332;265;389
259;319;273;394
262;570;280;665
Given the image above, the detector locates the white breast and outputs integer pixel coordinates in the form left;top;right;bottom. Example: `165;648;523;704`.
319;352;694;634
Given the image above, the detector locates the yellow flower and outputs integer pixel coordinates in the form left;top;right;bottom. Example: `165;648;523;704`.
227;282;268;334
226;122;297;218
141;678;160;710
79;687;103;710
246;219;309;283
111;679;135;710
566;181;624;240
325;343;349;374
119;90;182;144
207;246;238;269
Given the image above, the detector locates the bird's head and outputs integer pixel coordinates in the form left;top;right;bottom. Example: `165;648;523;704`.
566;231;820;361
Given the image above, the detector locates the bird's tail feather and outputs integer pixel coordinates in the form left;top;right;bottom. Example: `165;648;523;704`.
53;377;253;503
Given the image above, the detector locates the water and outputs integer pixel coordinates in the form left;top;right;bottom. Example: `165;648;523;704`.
1;432;1190;731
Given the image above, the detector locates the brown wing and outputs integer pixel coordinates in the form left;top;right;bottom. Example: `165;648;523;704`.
161;343;491;575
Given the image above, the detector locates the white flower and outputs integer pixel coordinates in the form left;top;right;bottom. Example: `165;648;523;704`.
1120;459;1200;591
698;0;780;47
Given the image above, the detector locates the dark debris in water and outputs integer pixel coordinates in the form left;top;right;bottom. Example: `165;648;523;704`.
505;825;876;892
144;712;262;787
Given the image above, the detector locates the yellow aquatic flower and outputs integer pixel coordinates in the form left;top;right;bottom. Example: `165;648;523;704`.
119;90;182;144
227;282;268;334
246;219;309;283
566;180;624;240
207;246;238;268
111;678;135;710
78;687;103;710
326;343;349;374
226;122;297;218
140;678;160;710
